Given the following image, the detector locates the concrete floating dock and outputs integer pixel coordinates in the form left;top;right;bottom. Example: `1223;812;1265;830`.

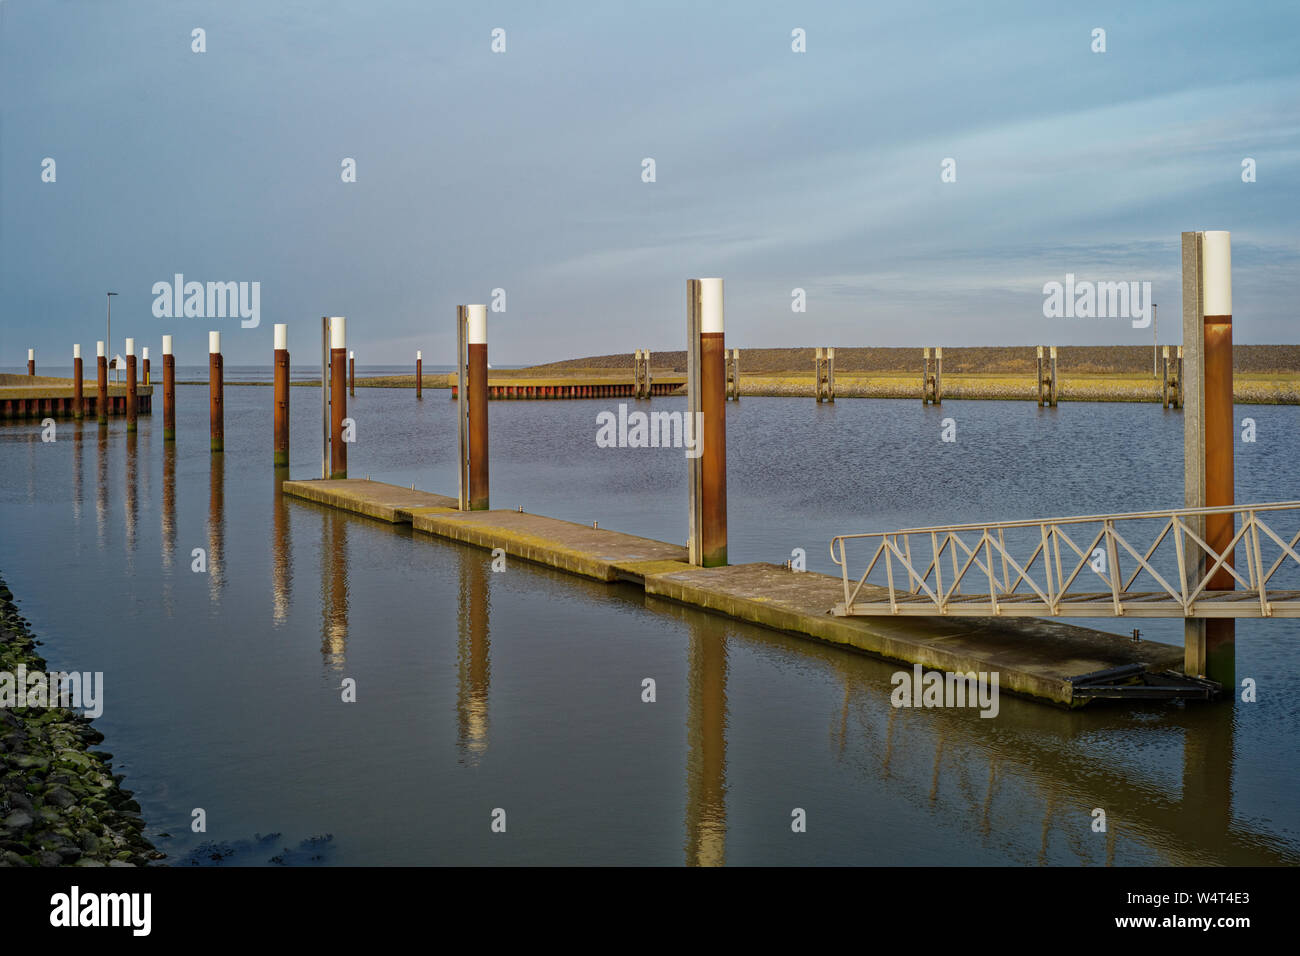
0;374;152;419
449;375;686;400
282;478;1186;708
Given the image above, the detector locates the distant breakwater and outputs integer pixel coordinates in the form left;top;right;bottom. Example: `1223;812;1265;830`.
0;575;158;867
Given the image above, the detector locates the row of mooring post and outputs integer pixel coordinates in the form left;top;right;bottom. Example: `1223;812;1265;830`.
1162;345;1184;409
922;347;943;404
1036;345;1058;407
815;347;835;403
633;349;652;398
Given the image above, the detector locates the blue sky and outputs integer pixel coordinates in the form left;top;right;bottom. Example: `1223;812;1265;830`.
2;0;1297;366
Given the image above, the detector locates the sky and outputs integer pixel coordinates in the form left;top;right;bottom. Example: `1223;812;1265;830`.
2;0;1297;367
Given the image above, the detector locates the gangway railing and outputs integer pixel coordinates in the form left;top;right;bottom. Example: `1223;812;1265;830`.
829;501;1300;618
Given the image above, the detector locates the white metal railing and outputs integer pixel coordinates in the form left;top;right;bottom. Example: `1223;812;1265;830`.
829;501;1300;618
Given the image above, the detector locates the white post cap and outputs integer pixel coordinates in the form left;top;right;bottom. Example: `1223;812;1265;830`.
73;344;81;359
699;278;724;334
1203;231;1231;316
274;323;287;350
125;338;135;356
97;341;105;358
162;335;173;355
416;350;422;360
209;331;221;354
27;349;34;361
330;317;346;350
142;347;149;360
349;350;354;360
467;304;487;344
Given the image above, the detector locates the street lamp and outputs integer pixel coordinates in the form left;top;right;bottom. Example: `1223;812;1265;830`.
1152;303;1159;377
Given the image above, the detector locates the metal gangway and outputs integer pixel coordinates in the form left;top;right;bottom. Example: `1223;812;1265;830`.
830;501;1300;619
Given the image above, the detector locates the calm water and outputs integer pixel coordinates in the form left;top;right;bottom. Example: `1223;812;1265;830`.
1;386;1297;865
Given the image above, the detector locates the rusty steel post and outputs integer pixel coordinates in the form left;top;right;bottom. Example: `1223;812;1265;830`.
209;331;224;453
96;341;108;425
416;350;422;399
162;336;176;441
142;347;150;386
467;305;489;510
73;345;84;420
349;350;355;397
1202;232;1235;685
330;318;347;478
125;338;138;432
274;323;290;467
688;278;727;567
27;349;35;376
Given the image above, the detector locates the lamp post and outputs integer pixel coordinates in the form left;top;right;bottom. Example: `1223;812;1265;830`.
106;292;118;384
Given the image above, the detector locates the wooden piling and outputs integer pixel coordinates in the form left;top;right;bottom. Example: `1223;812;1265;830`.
467;305;489;511
96;342;108;425
73;345;84;420
922;348;941;404
349;350;355;397
162;335;175;441
1202;232;1235;685
125;338;138;432
725;347;740;401
142;347;150;386
688;278;727;567
416;350;423;399
274;323;290;467
330;319;347;478
209;331;224;453
27;349;35;376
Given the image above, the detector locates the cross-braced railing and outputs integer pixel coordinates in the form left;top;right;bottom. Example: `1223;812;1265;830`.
829;501;1300;618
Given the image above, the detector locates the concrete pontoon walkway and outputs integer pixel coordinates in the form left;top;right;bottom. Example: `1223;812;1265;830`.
282;478;1190;707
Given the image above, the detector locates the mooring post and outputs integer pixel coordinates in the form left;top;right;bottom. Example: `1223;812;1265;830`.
1036;346;1044;406
922;347;930;404
826;346;835;402
96;341;108;425
934;347;943;403
416;350;423;399
274;323;289;467
815;348;826;402
1175;346;1184;408
73;345;84;420
687;278;727;567
1162;345;1171;408
162;335;175;441
467;304;489;510
125;339;138;432
349;350;355;397
330;318;347;478
1049;346;1059;406
456;307;469;509
1182;230;1235;685
142;347;151;387
27;349;35;376
209;331;224;453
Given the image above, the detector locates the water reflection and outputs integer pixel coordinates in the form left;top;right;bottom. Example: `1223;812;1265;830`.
272;469;292;626
684;620;728;867
95;426;108;550
456;556;491;763
124;428;138;561
207;454;225;604
320;510;348;669
72;422;83;526
161;444;177;616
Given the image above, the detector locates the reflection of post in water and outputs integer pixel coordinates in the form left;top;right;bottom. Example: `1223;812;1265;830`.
685;621;728;867
72;422;84;525
1181;701;1234;845
124;427;138;557
95;425;108;550
320;511;349;669
456;555;491;762
272;469;293;626
207;453;225;604
161;443;176;570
